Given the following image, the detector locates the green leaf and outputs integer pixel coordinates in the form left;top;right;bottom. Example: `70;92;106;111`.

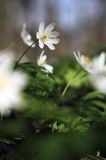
65;69;87;88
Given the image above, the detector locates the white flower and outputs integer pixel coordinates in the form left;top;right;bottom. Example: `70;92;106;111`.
89;52;106;94
0;52;27;115
90;74;106;94
36;23;60;50
73;51;93;73
37;50;53;73
90;52;105;74
74;51;106;94
21;24;35;47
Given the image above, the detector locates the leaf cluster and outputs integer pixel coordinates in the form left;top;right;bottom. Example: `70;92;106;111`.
1;57;106;160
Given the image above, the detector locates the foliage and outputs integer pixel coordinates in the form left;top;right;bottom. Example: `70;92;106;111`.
0;56;106;160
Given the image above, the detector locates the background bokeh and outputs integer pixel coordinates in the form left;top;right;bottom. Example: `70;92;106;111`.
0;0;106;59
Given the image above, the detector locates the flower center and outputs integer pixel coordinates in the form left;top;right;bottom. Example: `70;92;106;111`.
83;56;91;65
40;60;47;66
41;34;48;41
44;60;47;64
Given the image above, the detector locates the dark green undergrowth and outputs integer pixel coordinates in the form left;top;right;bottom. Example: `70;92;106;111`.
0;56;106;160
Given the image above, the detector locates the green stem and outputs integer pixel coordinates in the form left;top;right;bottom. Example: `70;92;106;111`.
62;83;70;97
15;39;38;68
61;69;82;97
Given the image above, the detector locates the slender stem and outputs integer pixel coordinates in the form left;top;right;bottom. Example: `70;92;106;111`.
62;83;70;97
61;69;82;97
15;39;38;68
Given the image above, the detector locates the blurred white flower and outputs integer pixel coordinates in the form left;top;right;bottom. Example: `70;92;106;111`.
74;51;106;94
0;52;27;115
89;52;105;74
89;52;106;94
36;23;60;50
90;74;106;94
21;24;35;47
37;50;53;73
73;51;93;73
73;51;106;73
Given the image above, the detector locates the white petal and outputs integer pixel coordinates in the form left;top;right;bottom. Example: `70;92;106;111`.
49;31;60;37
73;51;81;64
40;55;47;62
39;40;44;49
90;74;106;94
38;22;44;35
23;39;35;47
43;64;53;73
37;56;47;66
98;52;105;67
44;23;56;34
0;53;14;71
37;50;47;66
40;50;45;57
36;32;40;39
84;66;94;73
44;42;55;50
11;72;27;88
47;38;60;44
92;52;105;73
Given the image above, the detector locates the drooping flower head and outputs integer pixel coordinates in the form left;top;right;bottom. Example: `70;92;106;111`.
37;50;53;73
36;23;60;50
0;51;27;115
21;24;35;47
73;51;93;73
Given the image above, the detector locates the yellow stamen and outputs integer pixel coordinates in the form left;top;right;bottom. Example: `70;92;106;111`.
41;34;48;41
40;60;47;66
83;56;91;65
44;60;47;64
